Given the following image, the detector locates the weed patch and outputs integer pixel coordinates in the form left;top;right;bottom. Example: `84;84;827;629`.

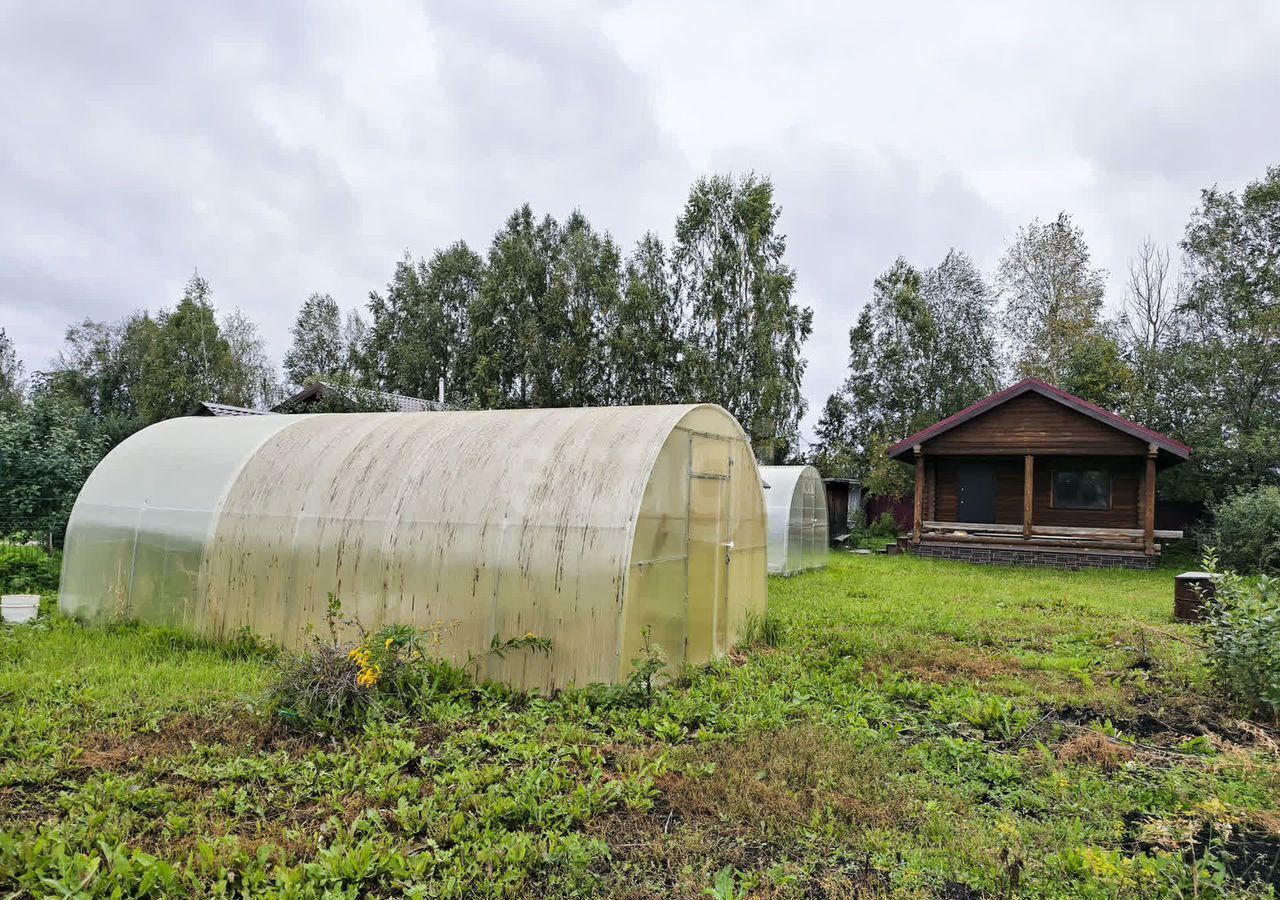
1056;732;1136;770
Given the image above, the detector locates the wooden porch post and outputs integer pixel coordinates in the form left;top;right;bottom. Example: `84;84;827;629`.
1023;454;1034;540
912;444;924;545
1143;443;1157;555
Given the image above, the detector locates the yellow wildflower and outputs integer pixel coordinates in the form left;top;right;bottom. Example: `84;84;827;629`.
524;632;536;640
355;663;381;688
1197;797;1231;822
385;637;394;649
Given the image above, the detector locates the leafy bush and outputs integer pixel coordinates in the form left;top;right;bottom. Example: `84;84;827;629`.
1211;485;1280;575
0;544;60;594
265;596;550;734
845;510;900;549
1201;552;1280;720
868;511;899;540
574;625;671;711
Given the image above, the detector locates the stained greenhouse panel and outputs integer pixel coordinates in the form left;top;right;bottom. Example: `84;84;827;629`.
60;405;768;690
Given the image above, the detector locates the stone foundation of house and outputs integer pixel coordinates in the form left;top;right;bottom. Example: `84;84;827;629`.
909;540;1156;570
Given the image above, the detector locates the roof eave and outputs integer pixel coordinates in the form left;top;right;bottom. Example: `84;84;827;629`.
885;379;1191;463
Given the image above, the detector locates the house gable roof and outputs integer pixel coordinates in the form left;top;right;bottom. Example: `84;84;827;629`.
886;379;1191;462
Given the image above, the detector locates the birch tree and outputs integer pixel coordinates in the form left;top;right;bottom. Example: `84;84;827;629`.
812;250;998;494
0;328;23;411
673;173;812;462
284;293;345;386
996;212;1106;384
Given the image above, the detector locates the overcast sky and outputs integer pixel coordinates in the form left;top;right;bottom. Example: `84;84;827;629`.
2;1;1278;439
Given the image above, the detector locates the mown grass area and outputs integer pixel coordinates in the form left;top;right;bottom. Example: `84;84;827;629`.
2;554;1278;898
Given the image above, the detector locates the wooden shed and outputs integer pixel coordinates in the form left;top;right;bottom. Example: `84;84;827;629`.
887;379;1191;569
821;477;861;546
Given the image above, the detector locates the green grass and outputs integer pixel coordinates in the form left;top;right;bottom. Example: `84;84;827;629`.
2;555;1278;898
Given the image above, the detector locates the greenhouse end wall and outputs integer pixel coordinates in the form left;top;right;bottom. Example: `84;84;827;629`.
60;405;767;690
760;465;829;575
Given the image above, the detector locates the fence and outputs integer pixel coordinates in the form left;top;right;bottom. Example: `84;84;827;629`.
0;519;64;595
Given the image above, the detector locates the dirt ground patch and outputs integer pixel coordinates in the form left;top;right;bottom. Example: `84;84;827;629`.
589;726;920;898
1055;732;1135;770
1050;693;1278;750
75;711;329;771
1123;811;1280;891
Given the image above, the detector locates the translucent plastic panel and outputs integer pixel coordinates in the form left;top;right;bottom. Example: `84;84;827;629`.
60;415;302;622
631;430;690;565
58;501;139;621
62;403;770;692
724;436;768;637
760;465;798;574
200;407;682;690
799;468;829;571
691;433;731;477
621;558;687;672
685;474;726;664
130;507;211;629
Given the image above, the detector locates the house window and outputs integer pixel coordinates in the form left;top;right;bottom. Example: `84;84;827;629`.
1052;467;1111;510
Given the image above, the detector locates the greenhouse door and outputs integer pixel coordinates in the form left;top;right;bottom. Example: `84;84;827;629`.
686;433;732;663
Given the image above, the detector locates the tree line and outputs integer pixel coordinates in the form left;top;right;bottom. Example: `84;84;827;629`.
0;173;812;528
812;164;1280;507
2;165;1277;532
323;174;811;462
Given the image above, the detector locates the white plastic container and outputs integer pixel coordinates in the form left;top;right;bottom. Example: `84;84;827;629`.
1;594;40;624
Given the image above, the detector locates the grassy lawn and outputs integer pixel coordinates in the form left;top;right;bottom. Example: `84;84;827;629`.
2;554;1278;898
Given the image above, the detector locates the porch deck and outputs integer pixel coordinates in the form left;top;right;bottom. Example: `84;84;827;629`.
914;520;1183;553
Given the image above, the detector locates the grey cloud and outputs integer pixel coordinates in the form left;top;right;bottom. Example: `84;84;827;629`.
0;2;365;365
421;1;687;245
1079;67;1280;186
0;0;1276;449
735;152;1010;439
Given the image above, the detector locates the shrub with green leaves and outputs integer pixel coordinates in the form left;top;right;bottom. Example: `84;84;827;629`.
868;511;899;540
1201;552;1280;720
844;509;900;549
265;597;551;734
0;544;60;594
268;623;472;734
1211;485;1280;576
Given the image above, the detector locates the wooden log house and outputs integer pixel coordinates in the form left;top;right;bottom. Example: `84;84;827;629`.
887;379;1191;569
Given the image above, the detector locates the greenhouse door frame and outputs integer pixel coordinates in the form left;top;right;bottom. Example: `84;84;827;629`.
685;429;734;662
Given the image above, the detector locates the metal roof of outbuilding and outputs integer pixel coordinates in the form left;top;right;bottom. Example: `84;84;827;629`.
190;401;275;417
272;381;450;412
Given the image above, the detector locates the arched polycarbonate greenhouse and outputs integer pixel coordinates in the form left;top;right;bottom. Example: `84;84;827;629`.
59;405;768;690
759;465;828;575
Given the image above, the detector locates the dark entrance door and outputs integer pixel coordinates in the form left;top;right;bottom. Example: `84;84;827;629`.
956;463;996;523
